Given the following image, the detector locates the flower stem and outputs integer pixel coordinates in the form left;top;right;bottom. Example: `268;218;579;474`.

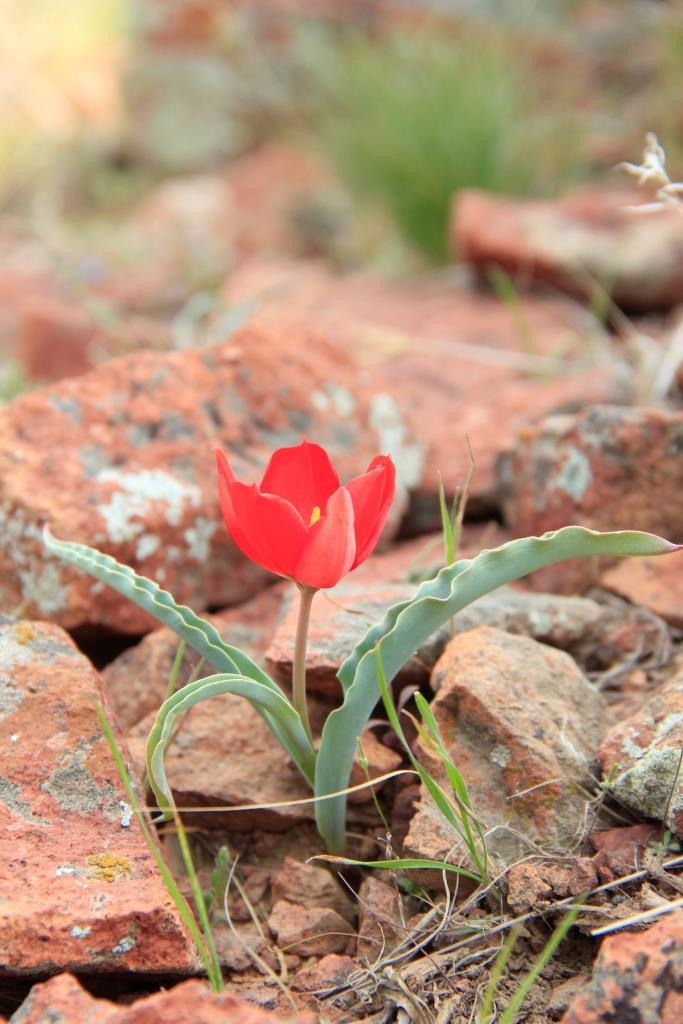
292;584;316;744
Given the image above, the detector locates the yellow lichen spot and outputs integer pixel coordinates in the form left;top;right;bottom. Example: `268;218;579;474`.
86;853;133;883
13;622;35;644
309;505;321;526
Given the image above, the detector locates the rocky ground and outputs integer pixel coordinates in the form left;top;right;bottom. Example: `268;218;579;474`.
2;10;683;1016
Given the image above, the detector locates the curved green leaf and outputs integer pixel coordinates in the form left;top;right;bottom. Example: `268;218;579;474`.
147;672;316;811
43;529;317;776
316;527;678;852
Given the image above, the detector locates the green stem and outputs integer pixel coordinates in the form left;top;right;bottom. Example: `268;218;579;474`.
172;806;224;991
292;584;316;744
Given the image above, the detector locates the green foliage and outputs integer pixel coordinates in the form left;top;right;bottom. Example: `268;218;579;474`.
46;526;677;853
315;527;677;852
97;702;224;990
377;652;489;884
302;26;585;261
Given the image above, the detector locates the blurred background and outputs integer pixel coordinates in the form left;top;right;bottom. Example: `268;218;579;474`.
0;0;681;399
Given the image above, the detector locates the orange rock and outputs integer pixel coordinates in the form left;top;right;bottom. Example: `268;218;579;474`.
0;327;407;632
601;548;683;628
404;626;604;872
18;297;107;383
0;620;199;975
11;973;314;1022
499;405;683;593
224;259;622;526
598;668;683;837
561;910;683;1024
453;187;683;312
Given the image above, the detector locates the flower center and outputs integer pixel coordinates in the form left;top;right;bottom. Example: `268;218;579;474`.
309;505;321;526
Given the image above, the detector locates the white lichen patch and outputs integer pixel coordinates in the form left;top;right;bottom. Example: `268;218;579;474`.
112;936;136;956
135;533;161;560
183;517;216;562
553;447;593;503
96;468;201;543
17;563;70;615
0;505;69;615
609;746;683;827
369;392;424;489
70;926;91;939
490;745;511;768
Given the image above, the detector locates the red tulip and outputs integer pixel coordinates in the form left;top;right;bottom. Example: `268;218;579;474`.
215;440;396;590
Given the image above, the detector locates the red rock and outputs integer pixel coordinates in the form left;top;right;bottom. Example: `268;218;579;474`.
506;859;598;914
601;549;683;628
271;858;355;924
356;876;407;960
453;187;683;312
499;405;683;592
10;973;313;1022
291;952;358;993
598;668;683;837
224;260;621;524
126;695;316;832
0;620;198;975
0;328;409;632
103;586;285;731
267;900;354;957
18;297;106;383
404;626;604;871
588;824;658;878
265;576;646;702
561;910;683;1024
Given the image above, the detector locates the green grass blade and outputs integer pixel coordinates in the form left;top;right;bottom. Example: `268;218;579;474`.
498;901;584;1024
313;855;481;883
97;703;222;990
316;527;678;851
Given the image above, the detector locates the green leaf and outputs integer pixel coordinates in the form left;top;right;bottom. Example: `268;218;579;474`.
312;855;481;883
43;530;317;778
315;527;678;852
147;672;316;812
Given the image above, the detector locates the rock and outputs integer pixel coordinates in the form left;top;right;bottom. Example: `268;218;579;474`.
561;910;683;1024
506;859;598;915
126;695;315;832
292;952;358;993
225;259;622;524
267;900;354;957
0;620;198;975
103;586;285;731
356;876;406;961
0;328;412;631
588;824;659;880
598;669;683;837
453;187;683;312
9;973;313;1022
18;297;107;383
267;578;650;698
404;627;604;870
271;858;355;925
499;405;683;592
601;548;683;628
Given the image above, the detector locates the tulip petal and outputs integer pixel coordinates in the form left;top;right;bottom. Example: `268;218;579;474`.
295;487;356;589
215;449;307;577
228;483;308;578
345;455;396;569
260;439;340;522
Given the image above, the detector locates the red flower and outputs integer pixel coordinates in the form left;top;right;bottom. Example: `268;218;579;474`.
215;440;395;590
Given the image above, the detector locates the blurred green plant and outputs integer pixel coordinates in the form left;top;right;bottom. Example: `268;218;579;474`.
301;25;586;261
